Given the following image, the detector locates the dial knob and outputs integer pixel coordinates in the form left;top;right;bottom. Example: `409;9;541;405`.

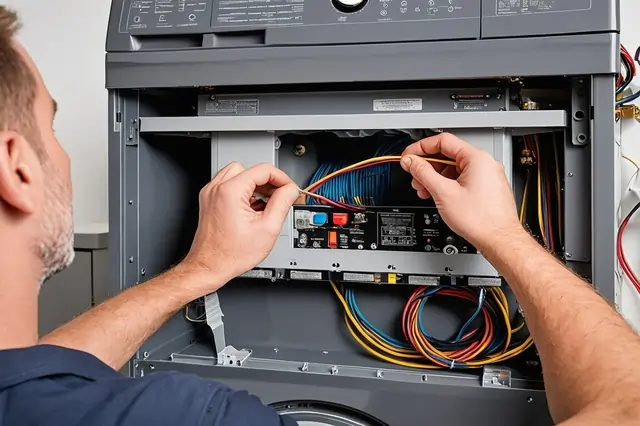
443;245;459;256
332;0;368;13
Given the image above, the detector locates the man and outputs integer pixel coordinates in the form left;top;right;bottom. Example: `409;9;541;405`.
1;6;639;426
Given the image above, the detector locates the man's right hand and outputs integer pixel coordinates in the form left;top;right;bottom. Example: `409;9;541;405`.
400;133;523;249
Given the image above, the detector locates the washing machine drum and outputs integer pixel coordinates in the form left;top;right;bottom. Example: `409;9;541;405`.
272;401;388;426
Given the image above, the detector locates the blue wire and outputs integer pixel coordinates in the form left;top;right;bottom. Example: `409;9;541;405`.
616;91;640;108
345;289;410;349
453;288;486;343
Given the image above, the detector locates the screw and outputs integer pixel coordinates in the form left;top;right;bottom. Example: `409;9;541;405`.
371;243;377;250
149;364;155;370
578;78;584;84
143;351;149;359
322;350;328;354
293;144;306;156
499;107;506;111
270;277;276;283
140;268;146;275
376;370;384;378
421;375;428;382
567;172;574;177
566;253;573;258
209;95;216;101
128;200;133;205
128;257;134;263
300;362;309;372
358;244;363;250
274;348;279;353
330;366;339;375
274;138;282;149
527;397;533;403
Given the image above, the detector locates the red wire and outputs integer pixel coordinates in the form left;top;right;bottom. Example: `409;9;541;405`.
617;211;640;293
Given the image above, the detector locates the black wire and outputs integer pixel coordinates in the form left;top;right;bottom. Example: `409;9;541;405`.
624;202;640;227
618;54;634;95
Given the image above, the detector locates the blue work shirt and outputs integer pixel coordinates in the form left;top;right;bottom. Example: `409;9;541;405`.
0;345;297;426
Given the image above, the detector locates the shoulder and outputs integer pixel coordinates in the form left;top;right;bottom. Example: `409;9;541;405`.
0;345;293;426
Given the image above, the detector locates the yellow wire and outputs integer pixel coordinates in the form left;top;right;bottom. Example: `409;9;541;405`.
552;133;563;246
304;156;456;192
331;282;440;369
622;154;640;170
520;174;529;225
535;135;547;247
332;281;532;369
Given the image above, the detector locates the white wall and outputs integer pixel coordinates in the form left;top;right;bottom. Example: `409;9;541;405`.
618;0;640;327
4;0;112;229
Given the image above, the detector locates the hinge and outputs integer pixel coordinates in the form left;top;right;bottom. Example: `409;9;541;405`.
126;118;139;146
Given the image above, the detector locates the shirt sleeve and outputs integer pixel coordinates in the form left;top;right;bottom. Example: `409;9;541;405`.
111;371;299;426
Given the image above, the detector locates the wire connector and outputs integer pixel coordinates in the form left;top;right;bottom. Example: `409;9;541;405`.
616;105;640;121
519;149;536;166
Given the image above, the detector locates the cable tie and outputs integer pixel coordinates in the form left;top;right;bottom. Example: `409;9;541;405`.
450;359;456;370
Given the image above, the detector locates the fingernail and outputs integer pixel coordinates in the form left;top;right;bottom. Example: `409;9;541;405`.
400;156;411;171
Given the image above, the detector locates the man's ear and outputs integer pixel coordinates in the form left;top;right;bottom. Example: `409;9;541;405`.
0;130;37;214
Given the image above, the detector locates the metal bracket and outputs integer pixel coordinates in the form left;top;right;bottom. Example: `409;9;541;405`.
570;77;590;146
204;292;253;366
126;118;139;146
481;366;512;388
217;346;252;367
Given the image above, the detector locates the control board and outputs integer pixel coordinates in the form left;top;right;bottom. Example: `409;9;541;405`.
293;206;476;255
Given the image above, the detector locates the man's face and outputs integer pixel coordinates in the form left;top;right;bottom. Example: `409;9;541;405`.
16;43;75;284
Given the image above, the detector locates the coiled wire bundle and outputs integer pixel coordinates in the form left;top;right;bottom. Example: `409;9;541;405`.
331;282;533;370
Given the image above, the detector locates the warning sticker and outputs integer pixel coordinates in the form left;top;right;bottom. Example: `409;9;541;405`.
468;277;502;287
379;212;415;247
408;275;440;286
290;270;322;281
497;0;591;16
205;99;259;116
240;269;273;279
373;99;423;112
342;272;375;283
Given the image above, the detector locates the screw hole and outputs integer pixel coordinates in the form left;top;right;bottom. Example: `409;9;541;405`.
577;133;587;143
228;360;233;365
236;361;241;366
445;267;453;273
573;110;585;121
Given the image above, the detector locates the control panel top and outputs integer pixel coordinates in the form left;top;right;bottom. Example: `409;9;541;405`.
107;0;618;51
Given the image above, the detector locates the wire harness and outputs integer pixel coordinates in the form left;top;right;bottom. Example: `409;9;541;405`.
332;282;532;370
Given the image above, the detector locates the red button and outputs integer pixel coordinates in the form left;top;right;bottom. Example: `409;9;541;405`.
328;231;338;248
333;213;349;226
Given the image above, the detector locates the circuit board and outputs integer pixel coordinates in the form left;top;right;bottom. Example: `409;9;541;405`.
292;205;476;255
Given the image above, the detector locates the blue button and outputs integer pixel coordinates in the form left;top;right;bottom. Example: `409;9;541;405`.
312;212;328;226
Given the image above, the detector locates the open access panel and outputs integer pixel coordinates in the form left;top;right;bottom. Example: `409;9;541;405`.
107;0;618;424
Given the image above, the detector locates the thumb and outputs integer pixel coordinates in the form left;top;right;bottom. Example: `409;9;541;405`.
263;183;300;229
400;155;453;198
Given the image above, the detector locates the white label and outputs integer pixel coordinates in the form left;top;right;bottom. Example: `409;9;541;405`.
342;273;375;282
240;269;273;279
468;277;502;287
290;270;323;281
408;275;440;286
373;99;423;112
